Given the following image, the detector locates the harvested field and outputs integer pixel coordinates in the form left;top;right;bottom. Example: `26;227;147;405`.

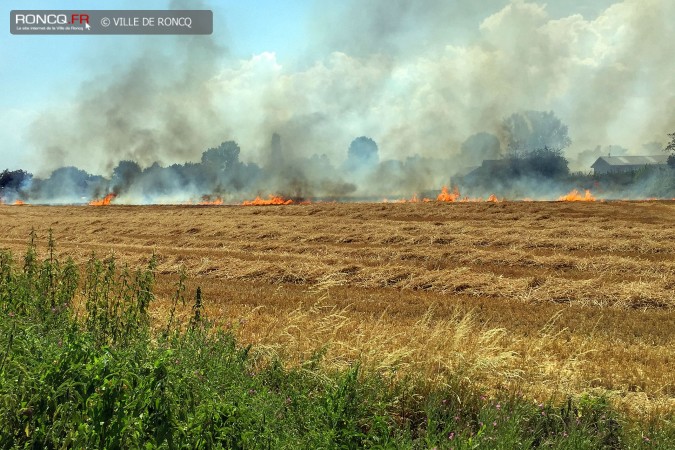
1;201;674;419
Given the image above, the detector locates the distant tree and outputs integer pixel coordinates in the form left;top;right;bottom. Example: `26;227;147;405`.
29;166;99;201
0;169;32;201
666;132;675;168
48;167;92;190
201;141;241;172
502;111;572;157
344;136;379;173
111;161;142;191
522;146;570;178
199;140;259;191
0;169;32;191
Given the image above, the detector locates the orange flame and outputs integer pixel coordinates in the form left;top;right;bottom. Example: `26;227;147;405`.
436;186;500;203
386;194;432;203
197;196;223;205
242;195;294;206
558;189;595;202
0;199;27;206
89;193;116;206
383;188;500;203
437;186;461;202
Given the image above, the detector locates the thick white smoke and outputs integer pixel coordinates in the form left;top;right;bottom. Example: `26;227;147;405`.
29;0;675;177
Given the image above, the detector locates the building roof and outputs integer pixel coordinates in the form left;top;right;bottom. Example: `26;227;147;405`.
591;155;669;168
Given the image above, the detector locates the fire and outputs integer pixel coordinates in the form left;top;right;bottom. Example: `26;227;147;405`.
242;195;294;206
558;189;595;202
435;186;500;203
407;194;431;203
197;196;223;205
89;193;116;206
0;199;27;206
437;186;461;202
386;194;432;203
409;194;431;203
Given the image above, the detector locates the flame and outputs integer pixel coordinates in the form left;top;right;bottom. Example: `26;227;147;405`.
384;193;432;203
197;196;223;205
558;189;595;202
437;186;461;202
89;193;116;206
242;195;294;206
382;194;431;203
0;199;27;206
409;194;432;203
435;186;500;203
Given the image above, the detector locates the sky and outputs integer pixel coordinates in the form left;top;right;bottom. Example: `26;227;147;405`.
1;0;673;174
1;0;314;170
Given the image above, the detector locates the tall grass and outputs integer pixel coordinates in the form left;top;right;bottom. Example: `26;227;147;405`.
0;233;672;448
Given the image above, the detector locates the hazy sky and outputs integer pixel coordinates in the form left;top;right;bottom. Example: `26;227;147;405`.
1;0;672;173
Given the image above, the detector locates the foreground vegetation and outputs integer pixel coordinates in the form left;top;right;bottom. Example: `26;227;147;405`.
0;234;672;448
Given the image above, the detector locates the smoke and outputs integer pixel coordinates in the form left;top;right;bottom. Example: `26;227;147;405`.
310;0;675;160
20;0;675;201
29;0;227;175
573;145;628;171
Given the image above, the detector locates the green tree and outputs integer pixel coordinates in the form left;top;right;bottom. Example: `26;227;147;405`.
201;141;241;171
0;169;31;191
665;132;675;168
502;111;572;157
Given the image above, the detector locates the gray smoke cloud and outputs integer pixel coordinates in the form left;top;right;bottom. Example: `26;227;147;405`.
306;0;674;165
30;0;228;175
22;0;675;201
